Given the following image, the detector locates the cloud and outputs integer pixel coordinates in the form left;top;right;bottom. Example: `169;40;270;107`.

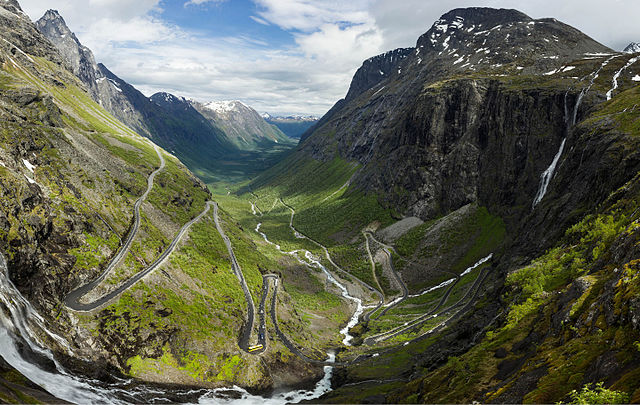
184;0;226;7
249;15;269;26
253;0;374;32
16;0;640;116
18;0;173;51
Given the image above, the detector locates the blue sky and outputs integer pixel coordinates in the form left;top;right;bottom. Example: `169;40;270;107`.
158;0;295;49
17;0;640;116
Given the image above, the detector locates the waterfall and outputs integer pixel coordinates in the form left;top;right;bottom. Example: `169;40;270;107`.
532;56;617;208
532;138;566;208
0;252;335;403
0;253;126;404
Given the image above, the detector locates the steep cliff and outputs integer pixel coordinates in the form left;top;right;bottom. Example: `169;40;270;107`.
249;7;640;403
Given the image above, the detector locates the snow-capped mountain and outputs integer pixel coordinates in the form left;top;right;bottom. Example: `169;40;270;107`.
624;42;640;53
262;115;319;139
191;100;293;148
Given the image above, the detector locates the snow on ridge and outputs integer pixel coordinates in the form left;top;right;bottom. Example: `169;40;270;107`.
107;78;121;92
624;42;640;54
203;100;247;114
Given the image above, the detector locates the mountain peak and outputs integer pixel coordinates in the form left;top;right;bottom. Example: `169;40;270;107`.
439;7;531;28
37;9;71;32
0;0;23;13
413;7;610;73
150;92;187;105
624;42;640;53
36;9;77;43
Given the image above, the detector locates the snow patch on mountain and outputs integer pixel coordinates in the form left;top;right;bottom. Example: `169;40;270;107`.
203;100;247;114
624;42;640;53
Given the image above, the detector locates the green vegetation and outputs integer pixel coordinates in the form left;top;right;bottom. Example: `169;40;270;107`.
348;175;640;404
146;154;209;224
287;286;342;311
395;218;440;257
69;233;119;275
585;85;640;134
394;205;504;278
563;382;630;405
505;212;627;327
249;154;394;245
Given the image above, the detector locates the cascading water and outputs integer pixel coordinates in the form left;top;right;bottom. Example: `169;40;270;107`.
532;56;617;208
255;223;364;346
0;253;130;404
532;138;567;208
0;250;336;404
607;56;640;101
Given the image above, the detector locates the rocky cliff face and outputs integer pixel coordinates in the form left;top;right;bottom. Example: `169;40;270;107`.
345;47;413;101
293;7;614;227
253;9;640;402
35;10;152;138
35;11;98;91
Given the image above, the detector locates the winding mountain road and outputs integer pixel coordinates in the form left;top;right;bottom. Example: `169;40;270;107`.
363;231;385;303
212;202;257;353
238;195;500;376
369;242;408;319
65;145;165;311
363;257;491;345
66;201;214;312
267;275;346;366
65;144;217;312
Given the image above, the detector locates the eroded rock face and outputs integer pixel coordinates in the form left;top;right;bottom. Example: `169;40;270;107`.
296;7;616;236
345;48;414;102
0;0;24;15
35;11;97;87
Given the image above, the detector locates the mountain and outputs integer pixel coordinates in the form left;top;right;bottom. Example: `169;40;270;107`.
34;10;294;184
624;42;640;53
35;10;151;138
263;114;319;139
0;1;334;401
247;7;640;403
5;1;640;403
190;99;293;148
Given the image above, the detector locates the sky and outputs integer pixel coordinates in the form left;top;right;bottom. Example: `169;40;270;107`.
17;0;640;116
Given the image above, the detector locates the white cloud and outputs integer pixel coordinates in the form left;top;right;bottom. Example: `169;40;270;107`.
184;0;226;7
254;0;374;32
16;0;640;116
249;15;269;26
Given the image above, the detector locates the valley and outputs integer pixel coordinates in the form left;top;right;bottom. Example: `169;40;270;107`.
1;0;640;404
